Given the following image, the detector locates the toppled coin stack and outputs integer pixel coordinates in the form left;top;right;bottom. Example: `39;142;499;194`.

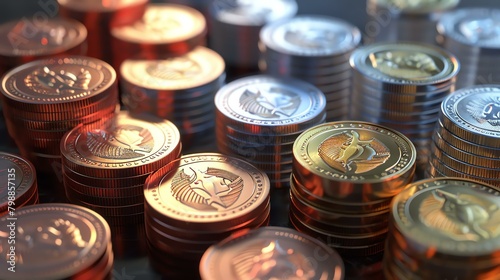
437;8;500;89
120;46;226;151
349;42;459;177
0;152;38;216
144;153;271;279
199;226;345;280
215;75;326;188
0;203;114;279
60;111;182;226
384;177;500;280
259;15;361;122
427;85;500;187
290;121;416;260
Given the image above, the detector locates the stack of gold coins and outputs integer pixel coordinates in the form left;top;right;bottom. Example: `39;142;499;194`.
120;46;225;151
200;226;345;280
365;0;459;45
349;42;459;177
215;75;326;188
437;8;500;89
384;177;500;280
60;111;182;226
259;15;361;121
427;85;500;187
0;203;114;279
0;152;38;216
144;153;271;279
291;121;416;260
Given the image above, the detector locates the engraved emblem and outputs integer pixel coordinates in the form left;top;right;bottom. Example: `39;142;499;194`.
10;23;69;50
146;57;201;80
419;189;500;241
216;0;272;18
318;131;390;174
170;167;244;211
371;51;440;79
459;18;500;43
24;66;91;95
136;9;181;36
465;96;500;126
239;87;301;118
284;28;340;48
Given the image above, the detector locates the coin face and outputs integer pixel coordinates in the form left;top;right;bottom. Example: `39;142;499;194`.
0;153;36;209
211;0;298;26
57;0;148;11
376;0;459;13
391;177;500;257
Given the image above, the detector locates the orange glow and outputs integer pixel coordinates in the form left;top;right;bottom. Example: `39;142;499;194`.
41;37;48;45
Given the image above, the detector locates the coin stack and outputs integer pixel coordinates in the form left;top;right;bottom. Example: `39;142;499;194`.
200;226;345;280
0;152;38;216
215;75;326;188
384;177;500;280
60;111;182;226
427;85;500;187
290;121;416;260
208;0;298;73
0;203;114;279
120;46;225;151
349;42;459;177
365;0;460;45
437;8;500;89
144;153;271;279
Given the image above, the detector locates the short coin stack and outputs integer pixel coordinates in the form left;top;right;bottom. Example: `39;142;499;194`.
259;15;361;122
427;85;500;187
384;177;500;280
144;153;271;279
215;75;326;188
290;121;416;259
60;111;182;226
349;42;459;177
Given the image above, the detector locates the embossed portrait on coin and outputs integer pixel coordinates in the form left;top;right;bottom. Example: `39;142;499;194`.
171;167;244;211
231;240;315;280
465;96;500;126
239;87;300;118
284;27;340;49
370;51;440;79
419;189;500;241
318;130;390;174
146;57;201;80
138;9;181;36
24;66;91;95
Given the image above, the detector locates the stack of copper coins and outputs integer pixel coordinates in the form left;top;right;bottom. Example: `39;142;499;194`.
208;0;298;73
215;75;326;188
290;121;416;260
365;0;459;45
60;111;182;227
437;8;500;89
349;42;459;177
120;46;225;151
144;153;271;279
58;0;147;64
259;15;361;121
200;227;345;280
427;85;500;187
384;177;500;280
0;152;38;216
0;203;114;279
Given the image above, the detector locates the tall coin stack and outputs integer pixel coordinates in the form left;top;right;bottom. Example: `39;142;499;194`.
290;122;416;260
120;46;225;151
259;15;361;121
215;75;326;188
349;42;459;177
144;153;271;279
437;8;500;89
427;85;500;187
0;203;114;280
60;111;182;227
384;177;500;280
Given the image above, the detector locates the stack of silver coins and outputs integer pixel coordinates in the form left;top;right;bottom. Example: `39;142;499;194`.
60;111;182;226
208;0;298;71
291;121;416;259
200;227;345;280
365;0;460;45
120;46;225;151
384;177;500;280
437;8;500;89
427;85;500;187
259;15;361;122
215;75;326;188
144;153;270;279
349;42;459;177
